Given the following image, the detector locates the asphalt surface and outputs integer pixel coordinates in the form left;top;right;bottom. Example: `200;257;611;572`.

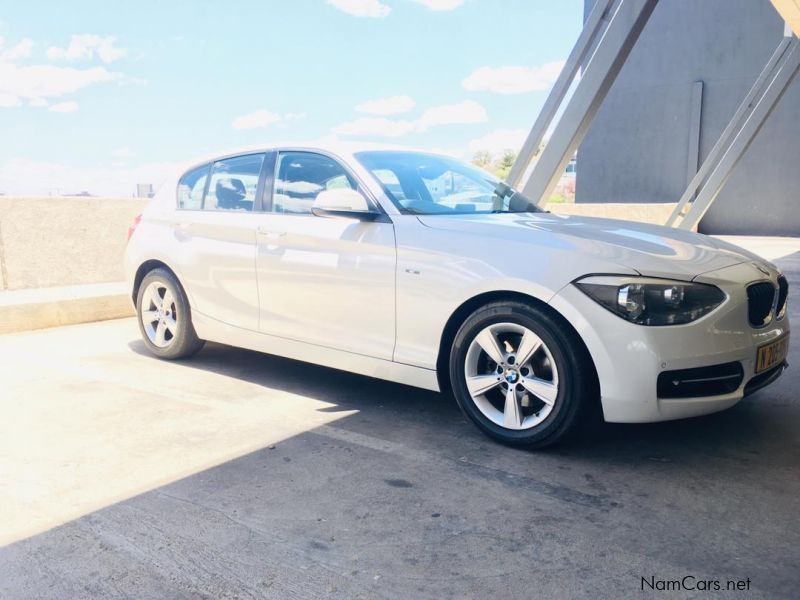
1;249;798;599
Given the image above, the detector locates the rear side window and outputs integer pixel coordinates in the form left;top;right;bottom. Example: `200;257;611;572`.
177;164;210;209
204;154;265;212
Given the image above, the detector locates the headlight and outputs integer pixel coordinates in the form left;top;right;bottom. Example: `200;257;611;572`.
575;276;726;326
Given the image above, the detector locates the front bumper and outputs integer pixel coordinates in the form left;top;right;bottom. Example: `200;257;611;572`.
548;261;790;423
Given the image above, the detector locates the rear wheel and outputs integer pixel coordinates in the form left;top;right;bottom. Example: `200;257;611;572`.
136;268;204;359
449;301;595;448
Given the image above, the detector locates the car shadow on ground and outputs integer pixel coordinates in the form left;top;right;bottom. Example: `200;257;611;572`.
3;333;796;599
125;334;797;471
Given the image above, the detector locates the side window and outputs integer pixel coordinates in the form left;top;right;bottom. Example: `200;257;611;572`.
177;164;210;210
204;153;265;212
272;152;356;214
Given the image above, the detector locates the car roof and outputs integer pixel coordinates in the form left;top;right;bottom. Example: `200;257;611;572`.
151;140;461;207
180;140;445;171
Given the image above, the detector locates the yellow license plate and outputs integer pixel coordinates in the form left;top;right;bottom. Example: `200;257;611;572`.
755;335;789;374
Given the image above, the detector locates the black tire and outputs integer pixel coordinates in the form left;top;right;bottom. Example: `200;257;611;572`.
448;301;597;448
136;267;205;360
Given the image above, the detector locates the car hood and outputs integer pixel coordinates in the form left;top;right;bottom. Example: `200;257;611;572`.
416;212;764;280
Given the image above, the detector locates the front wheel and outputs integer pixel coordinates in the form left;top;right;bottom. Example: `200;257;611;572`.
449;301;596;448
136;268;204;359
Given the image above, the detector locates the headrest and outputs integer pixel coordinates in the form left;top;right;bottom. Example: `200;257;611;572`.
216;178;246;208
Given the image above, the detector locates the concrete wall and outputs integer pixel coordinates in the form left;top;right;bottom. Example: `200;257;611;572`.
579;0;800;235
0;196;676;293
0;197;147;290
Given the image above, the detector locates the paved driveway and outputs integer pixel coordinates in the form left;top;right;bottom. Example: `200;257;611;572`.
1;250;798;599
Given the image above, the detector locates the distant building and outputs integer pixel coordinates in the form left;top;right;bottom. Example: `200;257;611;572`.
136;183;155;198
578;0;799;235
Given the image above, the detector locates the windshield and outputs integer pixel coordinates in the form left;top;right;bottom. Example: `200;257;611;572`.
354;151;543;215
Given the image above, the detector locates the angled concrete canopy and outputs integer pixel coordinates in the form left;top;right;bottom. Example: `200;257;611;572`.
669;32;800;230
513;0;798;234
509;0;660;205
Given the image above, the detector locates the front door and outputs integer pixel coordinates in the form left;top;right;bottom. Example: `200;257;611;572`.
255;151;396;360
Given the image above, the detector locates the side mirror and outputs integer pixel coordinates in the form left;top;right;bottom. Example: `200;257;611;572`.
311;188;382;221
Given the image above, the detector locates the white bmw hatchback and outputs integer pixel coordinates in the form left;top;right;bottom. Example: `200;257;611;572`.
125;143;790;447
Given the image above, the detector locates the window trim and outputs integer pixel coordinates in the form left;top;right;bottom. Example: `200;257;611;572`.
255;151;277;212
200;162;213;209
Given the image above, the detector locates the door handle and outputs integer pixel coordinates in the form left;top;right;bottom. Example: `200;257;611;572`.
174;222;192;240
257;227;286;238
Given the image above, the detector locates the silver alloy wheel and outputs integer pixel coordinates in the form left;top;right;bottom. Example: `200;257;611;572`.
464;322;560;430
141;281;178;348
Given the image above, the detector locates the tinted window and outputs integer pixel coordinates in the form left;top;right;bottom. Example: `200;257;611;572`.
204;154;265;212
272;152;356;214
177;164;210;210
355;151;542;215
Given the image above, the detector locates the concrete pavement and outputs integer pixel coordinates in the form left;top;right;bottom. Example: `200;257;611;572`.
0;248;798;598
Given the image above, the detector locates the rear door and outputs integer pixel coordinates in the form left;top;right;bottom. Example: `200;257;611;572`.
173;153;272;331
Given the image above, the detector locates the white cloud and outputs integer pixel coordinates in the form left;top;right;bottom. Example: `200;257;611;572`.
0;37;34;61
356;95;415;116
410;0;464;10
48;101;78;113
0;158;183;197
424;146;466;158
278;180;324;194
0;63;120;106
468;128;528;155
327;0;390;17
46;34;127;64
231;108;310;130
417;99;486;129
231;109;306;129
0;93;21;108
231;109;283;130
334;99;487;138
0;34;140;110
333;117;416;137
462;60;565;94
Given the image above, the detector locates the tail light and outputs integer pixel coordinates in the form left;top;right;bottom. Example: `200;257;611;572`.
127;213;142;243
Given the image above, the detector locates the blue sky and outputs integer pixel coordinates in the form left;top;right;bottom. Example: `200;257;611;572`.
0;0;581;195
